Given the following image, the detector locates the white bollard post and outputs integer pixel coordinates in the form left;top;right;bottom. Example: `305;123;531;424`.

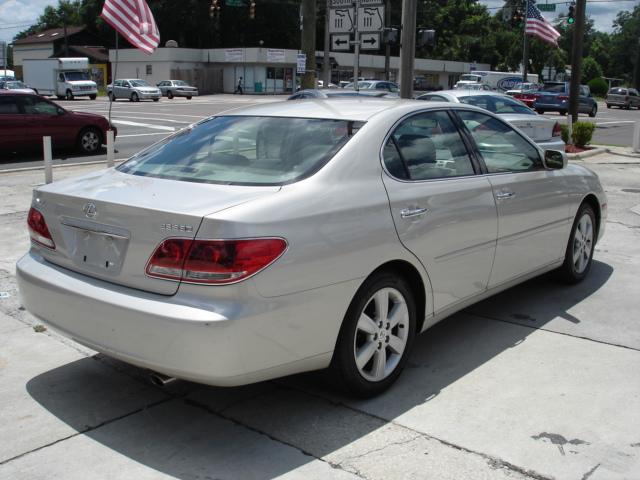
43;136;53;184
107;129;115;168
633;120;640;154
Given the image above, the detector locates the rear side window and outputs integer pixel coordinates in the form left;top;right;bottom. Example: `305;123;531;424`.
419;94;449;102
383;110;475;181
457;110;542;174
459;95;534;115
118;116;364;186
0;96;19;114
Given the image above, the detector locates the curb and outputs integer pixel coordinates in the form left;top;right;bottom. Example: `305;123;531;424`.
566;147;606;160
0;159;126;174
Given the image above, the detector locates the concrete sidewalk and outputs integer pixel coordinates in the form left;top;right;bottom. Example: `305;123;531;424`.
1;153;639;479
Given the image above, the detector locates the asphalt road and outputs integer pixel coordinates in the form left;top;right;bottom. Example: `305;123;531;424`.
0;96;637;171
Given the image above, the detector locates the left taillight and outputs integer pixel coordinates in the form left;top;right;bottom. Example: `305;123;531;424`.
552;121;562;138
146;238;287;285
27;207;55;249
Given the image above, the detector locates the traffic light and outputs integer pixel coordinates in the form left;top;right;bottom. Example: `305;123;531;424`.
209;0;220;18
511;8;524;28
249;0;256;19
567;2;575;24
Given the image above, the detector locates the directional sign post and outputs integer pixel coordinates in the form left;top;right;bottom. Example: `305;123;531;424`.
360;32;380;50
331;34;351;51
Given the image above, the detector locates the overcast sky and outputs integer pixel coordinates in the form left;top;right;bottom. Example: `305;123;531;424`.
1;0;639;44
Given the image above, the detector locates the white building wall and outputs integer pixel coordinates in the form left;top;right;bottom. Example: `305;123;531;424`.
13;44;55;65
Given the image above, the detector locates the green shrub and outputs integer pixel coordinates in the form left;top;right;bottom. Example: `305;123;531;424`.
560;124;569;144
572;121;596;147
588;77;608;96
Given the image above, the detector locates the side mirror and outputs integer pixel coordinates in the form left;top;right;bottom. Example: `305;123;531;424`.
545;149;566;169
57;108;65;116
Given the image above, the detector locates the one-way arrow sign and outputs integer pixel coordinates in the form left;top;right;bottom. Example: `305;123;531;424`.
359;32;380;50
331;33;351;51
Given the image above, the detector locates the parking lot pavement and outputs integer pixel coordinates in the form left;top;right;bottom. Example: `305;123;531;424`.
1;152;640;479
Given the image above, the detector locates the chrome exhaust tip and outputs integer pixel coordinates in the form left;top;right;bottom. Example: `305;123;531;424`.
149;372;177;387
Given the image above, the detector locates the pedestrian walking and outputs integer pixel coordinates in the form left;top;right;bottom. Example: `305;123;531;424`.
235;77;243;95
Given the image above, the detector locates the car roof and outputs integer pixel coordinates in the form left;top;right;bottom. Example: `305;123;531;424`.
219;98;465;122
423;89;514;100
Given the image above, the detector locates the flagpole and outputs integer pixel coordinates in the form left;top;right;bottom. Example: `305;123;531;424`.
108;32;118;128
522;0;530;82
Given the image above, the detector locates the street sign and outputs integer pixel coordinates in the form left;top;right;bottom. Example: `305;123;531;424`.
358;6;384;32
329;8;354;33
296;53;306;74
359;32;380;50
537;3;556;11
331;34;351;51
330;0;383;6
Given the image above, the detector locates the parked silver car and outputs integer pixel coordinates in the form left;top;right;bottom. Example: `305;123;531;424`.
17;100;606;397
157;80;199;99
417;90;565;151
107;79;161;102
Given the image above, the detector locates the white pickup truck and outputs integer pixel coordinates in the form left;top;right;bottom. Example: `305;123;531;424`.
23;57;98;100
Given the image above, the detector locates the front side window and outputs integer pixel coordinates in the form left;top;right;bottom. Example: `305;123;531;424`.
21;97;58;115
0;96;19;114
118;116;364;186
383;110;475;181
457;110;542;173
130;80;150;87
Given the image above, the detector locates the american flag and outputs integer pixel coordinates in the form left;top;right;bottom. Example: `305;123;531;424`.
525;2;561;48
101;0;160;55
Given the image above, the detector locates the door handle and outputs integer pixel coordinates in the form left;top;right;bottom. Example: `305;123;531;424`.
400;207;428;219
495;191;516;200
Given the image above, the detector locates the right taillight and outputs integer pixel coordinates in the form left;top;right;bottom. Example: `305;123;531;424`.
558;95;568;101
552;121;562;138
27;207;55;249
146;238;287;285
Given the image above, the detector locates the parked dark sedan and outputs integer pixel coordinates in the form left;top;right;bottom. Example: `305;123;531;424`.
0;92;116;155
533;82;597;117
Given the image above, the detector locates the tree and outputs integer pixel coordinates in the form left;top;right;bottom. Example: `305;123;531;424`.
581;56;602;83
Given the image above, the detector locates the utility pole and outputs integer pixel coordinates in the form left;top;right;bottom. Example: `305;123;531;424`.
301;0;317;90
384;0;390;81
398;0;417;98
568;0;586;124
323;0;330;86
353;0;360;90
521;0;529;82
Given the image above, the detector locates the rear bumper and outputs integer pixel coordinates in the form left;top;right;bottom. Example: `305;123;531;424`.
536;138;565;152
534;102;567;112
17;252;352;386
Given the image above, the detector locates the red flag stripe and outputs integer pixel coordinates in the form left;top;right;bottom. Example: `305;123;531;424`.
100;0;159;55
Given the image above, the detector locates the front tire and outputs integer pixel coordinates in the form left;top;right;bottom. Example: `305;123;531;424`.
559;110;567;116
558;203;596;284
589;105;597;117
536;109;545;114
77;127;102;155
330;271;416;397
108;92;116;101
167;90;174;99
131;92;139;102
89;94;97;100
65;90;74;100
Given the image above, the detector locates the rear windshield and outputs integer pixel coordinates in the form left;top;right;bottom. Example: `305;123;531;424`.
608;88;627;95
540;83;567;93
458;95;534;115
117;116;364;186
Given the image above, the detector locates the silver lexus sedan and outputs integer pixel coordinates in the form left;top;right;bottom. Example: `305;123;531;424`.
17;99;606;397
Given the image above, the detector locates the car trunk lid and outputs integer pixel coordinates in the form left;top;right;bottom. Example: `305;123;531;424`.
33;168;280;295
500;114;555;142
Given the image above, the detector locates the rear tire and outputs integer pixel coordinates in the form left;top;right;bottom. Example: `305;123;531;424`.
153;98;159;102
167;90;174;99
77;127;102;155
330;271;417;397
589;105;597;117
89;94;97;100
559;110;566;116
606;104;611;109
536;109;545;114
131;92;139;102
557;203;596;284
108;92;115;101
186;96;192;100
624;103;631;110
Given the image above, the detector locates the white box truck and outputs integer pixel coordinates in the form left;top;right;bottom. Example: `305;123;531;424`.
23;57;98;100
454;71;539;92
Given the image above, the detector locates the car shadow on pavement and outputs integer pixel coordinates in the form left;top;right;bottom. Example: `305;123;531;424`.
24;260;613;478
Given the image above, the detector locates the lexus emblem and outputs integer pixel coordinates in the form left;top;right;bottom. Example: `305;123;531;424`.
83;203;97;218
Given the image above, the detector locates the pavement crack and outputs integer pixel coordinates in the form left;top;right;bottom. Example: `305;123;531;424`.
581;463;600;480
0;397;173;466
607;220;640;230
276;383;553;480
184;397;370;480
468;312;640;353
337;434;421;463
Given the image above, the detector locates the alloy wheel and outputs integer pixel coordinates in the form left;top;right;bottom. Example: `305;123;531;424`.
353;287;409;382
573;213;594;274
80;130;100;153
